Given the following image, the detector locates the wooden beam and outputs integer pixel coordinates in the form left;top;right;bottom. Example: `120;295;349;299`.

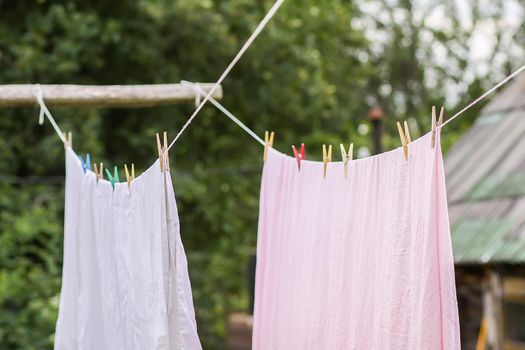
0;83;223;108
483;269;504;350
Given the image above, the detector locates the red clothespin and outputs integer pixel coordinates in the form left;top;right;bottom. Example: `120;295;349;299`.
292;143;305;171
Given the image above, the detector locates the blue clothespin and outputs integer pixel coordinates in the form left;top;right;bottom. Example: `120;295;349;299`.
105;166;119;189
79;153;91;174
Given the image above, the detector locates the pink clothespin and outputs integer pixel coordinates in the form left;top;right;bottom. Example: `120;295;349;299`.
292;143;305;170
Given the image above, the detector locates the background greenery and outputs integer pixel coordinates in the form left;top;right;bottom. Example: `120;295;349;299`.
0;0;523;348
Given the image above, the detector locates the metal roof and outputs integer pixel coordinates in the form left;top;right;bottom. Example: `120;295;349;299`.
445;74;525;265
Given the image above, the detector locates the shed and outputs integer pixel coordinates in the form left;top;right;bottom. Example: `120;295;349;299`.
445;73;525;350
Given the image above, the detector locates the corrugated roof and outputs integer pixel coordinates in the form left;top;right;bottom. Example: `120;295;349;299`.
445;74;525;265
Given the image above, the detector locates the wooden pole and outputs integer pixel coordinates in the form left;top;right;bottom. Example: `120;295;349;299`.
483;269;504;350
0;83;223;108
368;106;384;155
476;317;487;350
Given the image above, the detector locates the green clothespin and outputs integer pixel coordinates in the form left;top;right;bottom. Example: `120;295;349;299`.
105;166;119;189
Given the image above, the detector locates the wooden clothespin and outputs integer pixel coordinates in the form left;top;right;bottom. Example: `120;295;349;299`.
105;166;119;190
431;106;444;148
263;131;274;161
93;162;103;183
404;121;412;143
156;132;170;172
79;153;91;174
322;144;332;178
156;133;163;171
396;121;411;160
124;163;135;191
63;131;72;149
340;143;353;178
292;143;305;171
163;132;170;171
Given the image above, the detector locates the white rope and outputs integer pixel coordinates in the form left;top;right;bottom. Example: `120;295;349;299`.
180;80;265;146
165;0;285;153
33;84;67;144
179;62;525;150
439;64;525;129
30;60;524;155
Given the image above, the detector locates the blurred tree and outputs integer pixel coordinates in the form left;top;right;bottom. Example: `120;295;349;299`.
0;0;523;348
360;0;524;149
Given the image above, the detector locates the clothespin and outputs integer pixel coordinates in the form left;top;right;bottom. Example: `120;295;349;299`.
93;162;103;183
62;131;72;149
79;153;91;174
124;163;135;192
431;106;444;148
263;131;274;161
163;132;170;171
404;121;412;143
322;144;332;179
340;143;353;178
156;133;163;171
105;166;119;189
292;143;305;171
396;121;411;160
156;131;170;172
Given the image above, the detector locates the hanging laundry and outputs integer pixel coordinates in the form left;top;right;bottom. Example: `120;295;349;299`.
252;131;460;349
54;149;202;350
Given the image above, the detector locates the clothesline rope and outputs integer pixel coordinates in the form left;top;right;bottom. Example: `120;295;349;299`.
184;63;525;144
164;0;285;154
34;62;525;154
162;0;524;150
439;63;525;129
31;0;525;155
33;84;67;144
180;80;265;146
173;64;525;151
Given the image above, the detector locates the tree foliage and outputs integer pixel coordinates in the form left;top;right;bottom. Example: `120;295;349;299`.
0;0;523;348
